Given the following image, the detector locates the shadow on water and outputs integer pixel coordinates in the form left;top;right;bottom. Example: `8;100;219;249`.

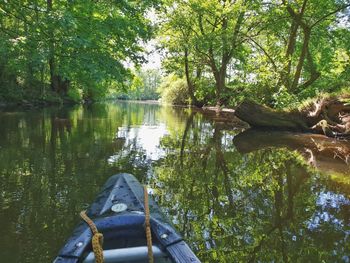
233;129;350;176
0;102;349;262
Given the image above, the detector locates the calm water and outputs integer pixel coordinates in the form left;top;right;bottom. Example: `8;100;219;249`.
0;102;349;262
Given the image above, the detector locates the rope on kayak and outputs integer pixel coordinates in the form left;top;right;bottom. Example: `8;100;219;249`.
144;186;154;263
80;210;104;263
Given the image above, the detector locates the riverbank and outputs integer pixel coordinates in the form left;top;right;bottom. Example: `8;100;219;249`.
0;98;77;111
114;99;160;105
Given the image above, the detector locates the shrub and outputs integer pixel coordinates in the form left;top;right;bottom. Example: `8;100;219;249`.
158;74;189;105
67;88;83;103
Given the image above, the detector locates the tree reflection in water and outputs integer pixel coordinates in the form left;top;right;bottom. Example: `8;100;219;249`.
0;103;349;262
153;111;350;262
0;103;160;262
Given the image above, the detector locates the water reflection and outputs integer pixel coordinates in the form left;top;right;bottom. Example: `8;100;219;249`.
0;102;349;263
233;129;350;176
114;124;168;161
152;112;350;262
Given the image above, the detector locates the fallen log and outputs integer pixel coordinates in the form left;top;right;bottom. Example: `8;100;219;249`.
235;95;350;138
234;100;309;131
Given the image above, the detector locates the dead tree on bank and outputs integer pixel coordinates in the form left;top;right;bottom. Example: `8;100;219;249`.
235;95;350;138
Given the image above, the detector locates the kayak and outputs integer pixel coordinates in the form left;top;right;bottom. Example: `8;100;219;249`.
53;173;200;263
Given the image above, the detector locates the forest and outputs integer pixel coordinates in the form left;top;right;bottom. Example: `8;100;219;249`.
0;0;349;127
158;0;350;107
0;0;158;104
1;1;350;262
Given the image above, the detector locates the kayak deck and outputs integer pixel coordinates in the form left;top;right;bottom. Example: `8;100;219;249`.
54;173;200;263
83;246;169;263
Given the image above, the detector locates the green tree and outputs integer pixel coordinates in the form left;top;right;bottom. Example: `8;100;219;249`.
113;69;161;100
0;0;157;103
158;0;350;107
243;0;350;105
160;0;254;106
157;73;189;104
159;1;204;106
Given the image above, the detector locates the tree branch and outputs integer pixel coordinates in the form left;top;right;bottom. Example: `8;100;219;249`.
311;4;350;28
246;36;278;71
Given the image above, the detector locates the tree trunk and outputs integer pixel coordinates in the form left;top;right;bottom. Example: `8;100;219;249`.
235;98;350;138
235;100;309;131
290;25;311;92
213;66;227;107
47;0;56;92
295;47;320;92
184;48;200;106
280;0;309;91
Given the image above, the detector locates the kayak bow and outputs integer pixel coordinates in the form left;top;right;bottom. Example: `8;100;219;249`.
53;173;200;263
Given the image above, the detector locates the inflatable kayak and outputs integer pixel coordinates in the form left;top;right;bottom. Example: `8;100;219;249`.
53;173;200;263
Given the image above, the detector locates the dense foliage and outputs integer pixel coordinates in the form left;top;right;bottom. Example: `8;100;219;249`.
0;0;157;104
158;0;350;107
0;0;349;107
157;73;189;104
112;69;161;100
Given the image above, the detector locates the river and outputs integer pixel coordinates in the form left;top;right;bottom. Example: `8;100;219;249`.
0;101;349;262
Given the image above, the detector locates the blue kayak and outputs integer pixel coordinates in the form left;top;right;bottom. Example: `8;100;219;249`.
53;173;200;263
